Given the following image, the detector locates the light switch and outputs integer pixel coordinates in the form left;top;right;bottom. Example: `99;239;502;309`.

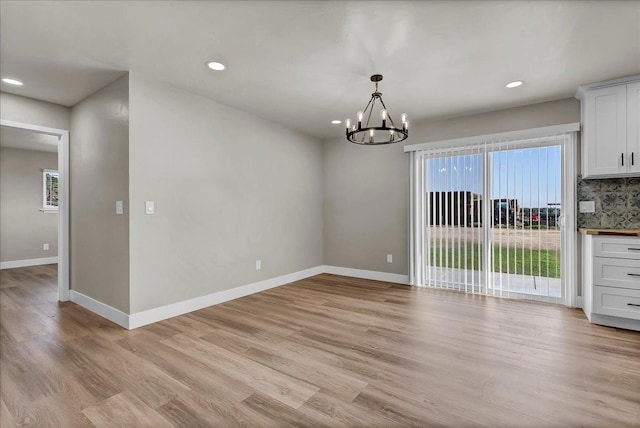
145;201;155;215
43;243;49;251
386;254;393;263
116;200;123;215
256;260;261;270
579;200;595;213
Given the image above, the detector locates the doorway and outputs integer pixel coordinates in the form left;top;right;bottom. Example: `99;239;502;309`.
0;120;69;301
409;129;578;306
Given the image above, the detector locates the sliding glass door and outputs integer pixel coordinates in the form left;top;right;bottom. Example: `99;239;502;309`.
424;149;484;293
486;143;562;302
410;132;576;305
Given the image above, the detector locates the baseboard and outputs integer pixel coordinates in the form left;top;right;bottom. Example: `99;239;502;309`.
72;264;409;330
0;256;58;270
128;265;326;329
70;290;129;329
323;265;409;285
590;313;640;332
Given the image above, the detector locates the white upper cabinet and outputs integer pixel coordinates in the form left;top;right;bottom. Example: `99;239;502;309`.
627;82;640;175
577;75;640;178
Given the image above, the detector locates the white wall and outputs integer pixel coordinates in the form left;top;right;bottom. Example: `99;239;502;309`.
0;92;70;130
128;75;324;313
0;147;58;262
323;98;581;274
70;75;130;313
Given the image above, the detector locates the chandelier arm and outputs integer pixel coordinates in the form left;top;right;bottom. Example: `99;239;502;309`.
365;96;376;128
360;96;374;126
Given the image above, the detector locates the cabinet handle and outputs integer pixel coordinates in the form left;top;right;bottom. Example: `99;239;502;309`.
627;303;640;307
627;273;640;277
621;153;624;166
628;248;640;251
632;152;635;166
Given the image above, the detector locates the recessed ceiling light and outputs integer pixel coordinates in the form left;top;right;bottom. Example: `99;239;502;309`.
506;80;523;88
206;61;225;71
2;78;23;86
331;120;342;125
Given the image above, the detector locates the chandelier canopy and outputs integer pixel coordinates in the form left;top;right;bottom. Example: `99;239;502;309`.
346;74;408;145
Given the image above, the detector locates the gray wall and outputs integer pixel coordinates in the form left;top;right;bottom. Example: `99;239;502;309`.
0;147;58;262
70;75;130;313
129;75;323;313
0;92;70;130
323;97;580;274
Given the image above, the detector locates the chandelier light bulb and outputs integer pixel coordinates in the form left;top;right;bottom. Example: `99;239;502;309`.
401;113;408;131
345;119;351;130
357;111;363;125
369;129;375;143
381;109;387;120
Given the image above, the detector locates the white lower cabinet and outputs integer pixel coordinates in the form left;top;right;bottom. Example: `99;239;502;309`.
592;286;640;321
582;233;640;331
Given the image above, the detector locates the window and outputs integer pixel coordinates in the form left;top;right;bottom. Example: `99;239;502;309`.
43;169;59;211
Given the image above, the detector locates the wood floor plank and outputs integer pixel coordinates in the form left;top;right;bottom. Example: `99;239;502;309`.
66;336;191;409
240;392;332;428
156;397;222;427
16;392;96;428
161;333;320;409
199;328;369;401
0;398;16;428
298;389;397;428
115;331;254;403
83;391;172;428
1;266;639;426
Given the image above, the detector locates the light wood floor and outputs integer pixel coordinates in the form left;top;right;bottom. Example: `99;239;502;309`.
1;265;639;427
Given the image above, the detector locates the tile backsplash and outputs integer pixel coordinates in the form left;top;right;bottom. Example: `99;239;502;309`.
577;176;640;229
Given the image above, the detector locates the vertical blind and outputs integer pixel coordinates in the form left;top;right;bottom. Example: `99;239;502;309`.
409;131;578;306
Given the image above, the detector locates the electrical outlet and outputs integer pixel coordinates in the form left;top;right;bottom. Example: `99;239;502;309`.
116;200;124;215
145;201;155;215
579;200;595;213
386;254;393;263
256;260;261;270
43;243;49;251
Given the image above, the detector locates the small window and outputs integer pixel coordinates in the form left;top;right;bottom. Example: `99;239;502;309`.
43;169;59;211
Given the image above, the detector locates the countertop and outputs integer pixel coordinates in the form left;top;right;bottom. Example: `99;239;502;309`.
579;228;640;237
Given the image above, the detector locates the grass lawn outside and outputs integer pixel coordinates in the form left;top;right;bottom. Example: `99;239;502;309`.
428;244;561;278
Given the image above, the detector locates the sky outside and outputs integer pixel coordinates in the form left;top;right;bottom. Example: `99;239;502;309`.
426;145;562;209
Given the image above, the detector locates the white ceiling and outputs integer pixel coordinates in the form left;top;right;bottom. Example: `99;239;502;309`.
1;1;639;139
0;126;59;152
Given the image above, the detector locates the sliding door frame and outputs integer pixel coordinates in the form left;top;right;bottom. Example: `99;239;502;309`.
407;123;580;307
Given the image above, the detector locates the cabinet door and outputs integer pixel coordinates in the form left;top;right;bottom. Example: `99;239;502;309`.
627;82;640;174
583;85;627;177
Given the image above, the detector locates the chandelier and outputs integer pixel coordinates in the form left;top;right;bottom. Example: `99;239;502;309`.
346;74;408;145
